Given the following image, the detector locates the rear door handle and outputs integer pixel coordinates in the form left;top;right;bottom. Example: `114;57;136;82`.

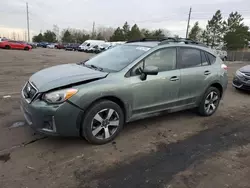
170;76;179;81
204;70;211;75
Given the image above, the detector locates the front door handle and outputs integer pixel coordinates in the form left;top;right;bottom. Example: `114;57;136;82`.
204;70;211;75
170;76;179;81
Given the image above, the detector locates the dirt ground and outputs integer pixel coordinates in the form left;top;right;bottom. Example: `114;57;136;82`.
0;48;250;188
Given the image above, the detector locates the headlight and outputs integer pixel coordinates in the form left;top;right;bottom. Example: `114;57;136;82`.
236;70;244;77
43;88;78;104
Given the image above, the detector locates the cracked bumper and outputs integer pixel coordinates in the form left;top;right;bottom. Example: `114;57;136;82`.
20;97;83;137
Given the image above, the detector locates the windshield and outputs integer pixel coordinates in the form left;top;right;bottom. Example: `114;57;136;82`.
85;44;151;72
81;42;88;46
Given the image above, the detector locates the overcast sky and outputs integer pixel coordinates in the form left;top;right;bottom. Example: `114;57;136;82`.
1;0;250;40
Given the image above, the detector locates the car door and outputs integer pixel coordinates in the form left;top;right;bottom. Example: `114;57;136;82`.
178;47;212;104
127;47;181;114
8;41;17;49
12;41;22;49
17;42;24;49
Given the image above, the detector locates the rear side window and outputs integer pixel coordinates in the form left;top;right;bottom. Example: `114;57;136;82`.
201;51;209;66
206;53;216;64
180;48;201;69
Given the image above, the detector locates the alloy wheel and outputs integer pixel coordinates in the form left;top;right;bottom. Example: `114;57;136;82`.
204;91;219;114
91;108;120;140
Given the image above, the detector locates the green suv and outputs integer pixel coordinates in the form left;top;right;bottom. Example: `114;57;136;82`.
20;38;228;144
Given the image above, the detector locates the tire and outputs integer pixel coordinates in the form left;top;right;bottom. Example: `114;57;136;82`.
5;45;11;49
24;47;29;51
81;100;124;145
198;87;221;116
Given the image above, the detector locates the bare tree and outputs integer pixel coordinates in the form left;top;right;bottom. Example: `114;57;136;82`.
96;27;115;40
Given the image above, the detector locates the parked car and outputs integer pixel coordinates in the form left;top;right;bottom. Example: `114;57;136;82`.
232;65;250;91
0;37;8;42
216;50;227;61
47;43;57;49
95;42;112;54
27;42;37;48
55;43;65;49
78;40;105;52
65;43;80;51
0;40;32;50
20;38;228;145
38;42;49;48
86;44;99;53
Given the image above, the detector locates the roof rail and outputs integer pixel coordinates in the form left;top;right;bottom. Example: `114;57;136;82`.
159;38;208;47
126;37;177;43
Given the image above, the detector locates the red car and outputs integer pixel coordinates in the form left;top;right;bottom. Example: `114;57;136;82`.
0;40;32;51
55;43;65;49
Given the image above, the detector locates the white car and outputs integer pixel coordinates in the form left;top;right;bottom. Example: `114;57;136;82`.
78;40;105;52
216;50;227;61
47;43;57;49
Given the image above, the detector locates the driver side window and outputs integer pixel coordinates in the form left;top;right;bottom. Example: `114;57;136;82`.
131;47;177;76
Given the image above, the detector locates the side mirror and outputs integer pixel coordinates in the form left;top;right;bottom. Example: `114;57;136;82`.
143;66;159;75
77;59;89;65
140;66;159;80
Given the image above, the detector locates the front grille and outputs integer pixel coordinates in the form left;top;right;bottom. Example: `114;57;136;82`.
22;82;38;101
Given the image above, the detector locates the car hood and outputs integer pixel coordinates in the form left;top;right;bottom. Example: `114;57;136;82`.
29;63;108;92
239;65;250;73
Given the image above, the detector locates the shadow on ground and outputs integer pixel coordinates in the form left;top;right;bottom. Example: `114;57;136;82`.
77;117;250;188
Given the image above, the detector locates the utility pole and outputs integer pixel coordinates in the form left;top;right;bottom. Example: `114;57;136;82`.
26;2;30;42
185;7;192;38
92;21;95;39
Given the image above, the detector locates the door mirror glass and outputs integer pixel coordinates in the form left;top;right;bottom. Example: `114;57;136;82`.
140;66;159;81
143;66;159;75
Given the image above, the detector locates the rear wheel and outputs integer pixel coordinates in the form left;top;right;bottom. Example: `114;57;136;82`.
81;100;124;145
5;45;11;49
198;87;221;116
24;47;29;51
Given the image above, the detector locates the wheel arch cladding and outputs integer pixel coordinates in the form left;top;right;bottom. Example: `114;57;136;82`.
77;96;127;131
210;83;223;97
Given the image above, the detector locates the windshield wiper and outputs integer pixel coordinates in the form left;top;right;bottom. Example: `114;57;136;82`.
85;64;103;71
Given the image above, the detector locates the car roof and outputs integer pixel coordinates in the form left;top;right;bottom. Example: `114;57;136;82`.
125;39;216;56
125;41;159;48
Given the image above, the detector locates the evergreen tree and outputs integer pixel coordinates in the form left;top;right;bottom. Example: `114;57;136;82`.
61;29;72;43
43;30;57;42
32;33;44;42
205;10;225;47
128;24;142;40
110;27;125;41
223;12;250;50
122;22;130;40
188;22;202;41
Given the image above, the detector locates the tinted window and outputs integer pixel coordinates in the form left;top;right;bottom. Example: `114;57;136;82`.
85;45;151;72
180;48;201;68
144;48;176;72
201;51;209;66
131;48;176;76
206;53;216;64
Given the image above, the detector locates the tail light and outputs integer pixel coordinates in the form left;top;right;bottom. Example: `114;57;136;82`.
221;63;228;71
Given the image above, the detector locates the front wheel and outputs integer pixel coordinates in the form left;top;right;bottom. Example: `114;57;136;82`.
24;47;29;51
5;45;11;49
81;100;124;145
198;87;221;116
